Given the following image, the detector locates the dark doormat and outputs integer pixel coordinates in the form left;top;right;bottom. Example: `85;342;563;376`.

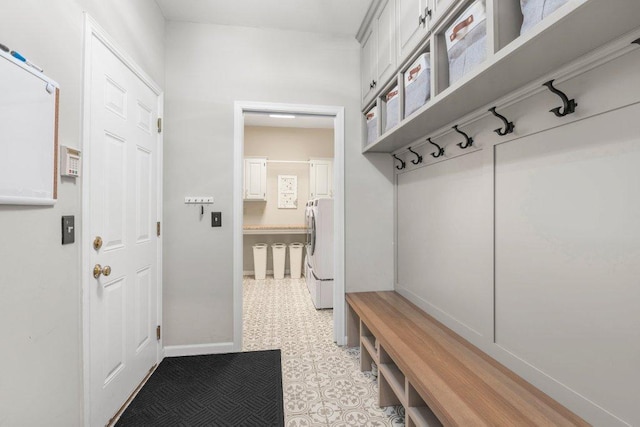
116;350;284;427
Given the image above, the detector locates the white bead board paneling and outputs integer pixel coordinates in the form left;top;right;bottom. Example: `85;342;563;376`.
394;37;640;426
495;103;640;427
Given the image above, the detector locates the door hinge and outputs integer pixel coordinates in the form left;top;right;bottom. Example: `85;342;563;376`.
156;325;161;340
157;117;162;133
157;221;161;237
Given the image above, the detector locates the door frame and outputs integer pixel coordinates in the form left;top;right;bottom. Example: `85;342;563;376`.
233;101;346;348
81;14;164;426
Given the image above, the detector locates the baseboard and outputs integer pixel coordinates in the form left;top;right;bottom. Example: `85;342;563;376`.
164;342;235;357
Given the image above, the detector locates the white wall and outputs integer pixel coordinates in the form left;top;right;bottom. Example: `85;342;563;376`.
164;22;394;347
0;1;164;425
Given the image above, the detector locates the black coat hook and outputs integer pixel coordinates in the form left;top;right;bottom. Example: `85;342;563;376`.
407;147;423;165
543;79;577;117
488;107;515;136
427;138;444;158
632;37;640;46
453;125;474;149
392;154;406;170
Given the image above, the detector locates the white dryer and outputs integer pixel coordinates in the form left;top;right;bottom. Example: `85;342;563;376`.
304;198;333;309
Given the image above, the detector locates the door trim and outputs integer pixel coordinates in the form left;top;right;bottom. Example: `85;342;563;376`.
81;14;164;426
233;101;346;349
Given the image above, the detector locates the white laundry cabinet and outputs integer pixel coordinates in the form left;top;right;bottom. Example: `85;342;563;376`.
309;158;333;199
243;157;266;201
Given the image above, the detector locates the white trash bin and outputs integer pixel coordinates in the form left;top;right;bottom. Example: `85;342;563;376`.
289;243;304;279
271;243;287;280
253;243;267;280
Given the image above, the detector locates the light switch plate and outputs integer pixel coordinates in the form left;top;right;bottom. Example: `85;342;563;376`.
62;216;75;245
211;212;222;227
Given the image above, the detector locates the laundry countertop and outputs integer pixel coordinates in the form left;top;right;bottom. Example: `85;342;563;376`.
243;224;307;235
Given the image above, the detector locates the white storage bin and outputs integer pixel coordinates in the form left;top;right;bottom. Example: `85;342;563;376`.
365;108;378;146
445;0;487;86
383;86;400;133
271;243;286;280
252;243;267;280
520;0;569;35
404;52;431;118
289;243;304;279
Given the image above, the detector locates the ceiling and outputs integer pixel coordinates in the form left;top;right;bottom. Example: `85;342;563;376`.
155;0;372;36
244;113;334;129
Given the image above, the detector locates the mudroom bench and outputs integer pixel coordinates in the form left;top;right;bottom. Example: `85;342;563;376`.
345;291;588;426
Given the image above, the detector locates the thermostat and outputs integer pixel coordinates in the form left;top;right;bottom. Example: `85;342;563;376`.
61;146;81;177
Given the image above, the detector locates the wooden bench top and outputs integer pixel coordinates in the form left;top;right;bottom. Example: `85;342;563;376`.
346;291;589;427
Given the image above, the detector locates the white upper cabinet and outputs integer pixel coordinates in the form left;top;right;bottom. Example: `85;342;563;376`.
361;0;397;106
358;0;640;153
397;0;430;60
243;157;267;201
361;28;377;105
376;0;397;90
309;159;333;199
431;0;456;24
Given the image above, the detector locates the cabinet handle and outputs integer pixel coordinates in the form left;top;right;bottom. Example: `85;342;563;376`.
425;7;432;19
373;80;377;87
418;14;426;26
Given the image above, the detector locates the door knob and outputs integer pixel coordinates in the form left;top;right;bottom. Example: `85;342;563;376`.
93;264;112;279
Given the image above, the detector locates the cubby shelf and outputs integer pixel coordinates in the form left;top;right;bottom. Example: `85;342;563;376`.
363;0;640;153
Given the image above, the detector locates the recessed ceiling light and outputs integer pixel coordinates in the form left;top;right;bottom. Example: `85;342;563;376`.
269;114;296;119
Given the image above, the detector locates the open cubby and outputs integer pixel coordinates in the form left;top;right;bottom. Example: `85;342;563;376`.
401;41;431;120
406;382;442;427
359;320;378;372
379;78;401;135
356;321;443;423
378;361;406;406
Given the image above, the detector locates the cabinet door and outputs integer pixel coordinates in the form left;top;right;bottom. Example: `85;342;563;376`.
376;0;397;87
397;0;429;61
244;158;266;200
431;0;456;25
361;27;376;105
310;159;333;199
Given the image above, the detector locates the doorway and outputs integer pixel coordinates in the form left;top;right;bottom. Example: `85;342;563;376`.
233;102;346;350
81;15;164;426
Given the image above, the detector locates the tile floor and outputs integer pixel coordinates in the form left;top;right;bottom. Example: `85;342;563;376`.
242;276;405;427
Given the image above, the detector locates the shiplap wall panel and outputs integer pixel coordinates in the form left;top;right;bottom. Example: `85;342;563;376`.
396;150;493;339
494;103;640;426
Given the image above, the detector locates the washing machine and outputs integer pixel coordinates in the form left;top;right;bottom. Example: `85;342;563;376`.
304;198;333;309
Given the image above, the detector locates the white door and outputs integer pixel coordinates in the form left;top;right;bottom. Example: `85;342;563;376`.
87;33;160;426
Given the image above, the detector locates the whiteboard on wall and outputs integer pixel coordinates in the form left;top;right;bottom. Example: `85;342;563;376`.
0;50;59;205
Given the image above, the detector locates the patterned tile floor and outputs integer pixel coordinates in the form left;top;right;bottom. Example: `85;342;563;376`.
242;276;404;427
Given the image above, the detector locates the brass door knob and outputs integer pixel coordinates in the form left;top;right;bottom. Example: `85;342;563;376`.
93;236;103;250
93;264;112;279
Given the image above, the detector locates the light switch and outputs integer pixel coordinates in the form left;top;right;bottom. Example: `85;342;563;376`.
62;216;75;245
211;212;222;227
